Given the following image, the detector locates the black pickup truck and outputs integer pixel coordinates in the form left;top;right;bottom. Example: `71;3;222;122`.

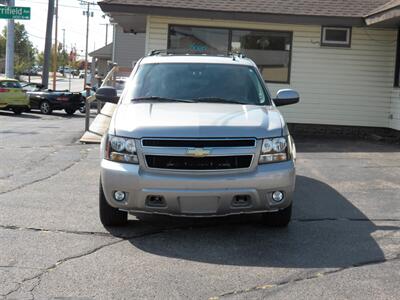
22;83;83;115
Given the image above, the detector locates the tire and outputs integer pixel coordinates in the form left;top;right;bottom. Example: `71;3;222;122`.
79;100;86;113
65;108;76;115
99;180;128;227
260;204;292;227
40;101;52;115
12;108;23;115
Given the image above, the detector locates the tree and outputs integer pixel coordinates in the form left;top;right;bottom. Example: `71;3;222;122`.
37;43;69;72
0;22;37;77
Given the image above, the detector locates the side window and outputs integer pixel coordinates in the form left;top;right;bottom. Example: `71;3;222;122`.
4;81;21;88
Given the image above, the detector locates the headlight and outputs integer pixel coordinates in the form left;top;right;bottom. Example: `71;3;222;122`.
259;137;288;164
106;135;139;164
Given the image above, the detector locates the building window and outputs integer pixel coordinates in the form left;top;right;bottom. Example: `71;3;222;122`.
168;26;229;54
394;29;400;87
231;30;292;83
321;26;351;47
168;25;293;83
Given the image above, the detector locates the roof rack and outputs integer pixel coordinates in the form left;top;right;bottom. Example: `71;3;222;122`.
147;49;170;56
229;52;246;60
147;49;247;60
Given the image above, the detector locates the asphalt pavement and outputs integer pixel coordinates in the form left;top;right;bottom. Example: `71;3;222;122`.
0;111;400;299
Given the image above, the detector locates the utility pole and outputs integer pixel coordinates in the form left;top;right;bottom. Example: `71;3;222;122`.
62;29;65;52
62;28;65;74
5;0;15;78
81;1;95;89
105;24;108;45
100;23;109;45
52;0;59;90
42;0;55;87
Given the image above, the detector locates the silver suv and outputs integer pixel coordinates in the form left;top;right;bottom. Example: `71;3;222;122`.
96;53;299;227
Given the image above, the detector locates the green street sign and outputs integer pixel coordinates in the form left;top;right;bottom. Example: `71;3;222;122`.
0;6;30;20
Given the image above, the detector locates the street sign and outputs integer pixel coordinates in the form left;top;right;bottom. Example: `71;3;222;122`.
0;6;30;20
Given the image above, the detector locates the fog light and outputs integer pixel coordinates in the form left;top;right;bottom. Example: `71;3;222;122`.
114;191;126;202
272;191;284;202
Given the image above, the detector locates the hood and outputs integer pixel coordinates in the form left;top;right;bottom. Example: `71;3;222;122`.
111;102;284;139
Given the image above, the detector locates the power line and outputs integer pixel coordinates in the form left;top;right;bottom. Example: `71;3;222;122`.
17;0;103;11
27;32;45;40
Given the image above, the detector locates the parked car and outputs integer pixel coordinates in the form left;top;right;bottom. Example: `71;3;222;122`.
97;53;299;227
25;85;83;115
58;67;79;77
78;71;92;84
21;68;39;76
0;78;30;114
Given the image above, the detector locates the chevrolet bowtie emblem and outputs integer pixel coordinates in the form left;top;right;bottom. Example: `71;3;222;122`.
186;148;211;157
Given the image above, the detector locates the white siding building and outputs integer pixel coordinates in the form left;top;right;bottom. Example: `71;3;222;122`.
113;26;146;67
100;0;400;132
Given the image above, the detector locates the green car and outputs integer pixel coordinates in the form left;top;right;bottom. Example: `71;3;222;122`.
0;78;30;114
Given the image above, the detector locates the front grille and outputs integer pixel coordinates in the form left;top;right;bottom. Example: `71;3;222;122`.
142;139;255;148
145;155;253;170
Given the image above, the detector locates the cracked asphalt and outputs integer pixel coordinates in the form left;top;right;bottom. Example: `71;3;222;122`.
1;110;400;299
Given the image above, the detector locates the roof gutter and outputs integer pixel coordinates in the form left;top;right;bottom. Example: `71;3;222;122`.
98;3;366;27
365;5;400;27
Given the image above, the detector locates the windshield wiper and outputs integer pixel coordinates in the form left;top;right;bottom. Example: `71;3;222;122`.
131;96;195;103
191;97;250;105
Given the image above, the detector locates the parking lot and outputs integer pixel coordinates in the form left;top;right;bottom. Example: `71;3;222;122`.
1;111;400;299
20;76;85;92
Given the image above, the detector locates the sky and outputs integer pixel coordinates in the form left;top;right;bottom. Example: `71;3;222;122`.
0;0;112;58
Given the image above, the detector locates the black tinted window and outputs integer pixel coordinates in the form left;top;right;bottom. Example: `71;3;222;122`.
124;63;269;105
325;29;348;42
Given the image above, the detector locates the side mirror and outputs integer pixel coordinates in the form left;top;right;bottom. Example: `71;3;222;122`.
95;86;119;104
273;89;300;107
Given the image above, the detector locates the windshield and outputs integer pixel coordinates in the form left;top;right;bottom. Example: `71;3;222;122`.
123;63;270;105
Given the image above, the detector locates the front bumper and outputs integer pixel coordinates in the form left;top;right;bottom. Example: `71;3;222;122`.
101;159;296;217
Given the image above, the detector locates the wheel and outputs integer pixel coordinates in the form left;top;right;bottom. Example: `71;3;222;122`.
12;108;23;115
79;100;86;113
40;101;52;114
65;108;76;115
260;204;292;227
99;180;128;227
